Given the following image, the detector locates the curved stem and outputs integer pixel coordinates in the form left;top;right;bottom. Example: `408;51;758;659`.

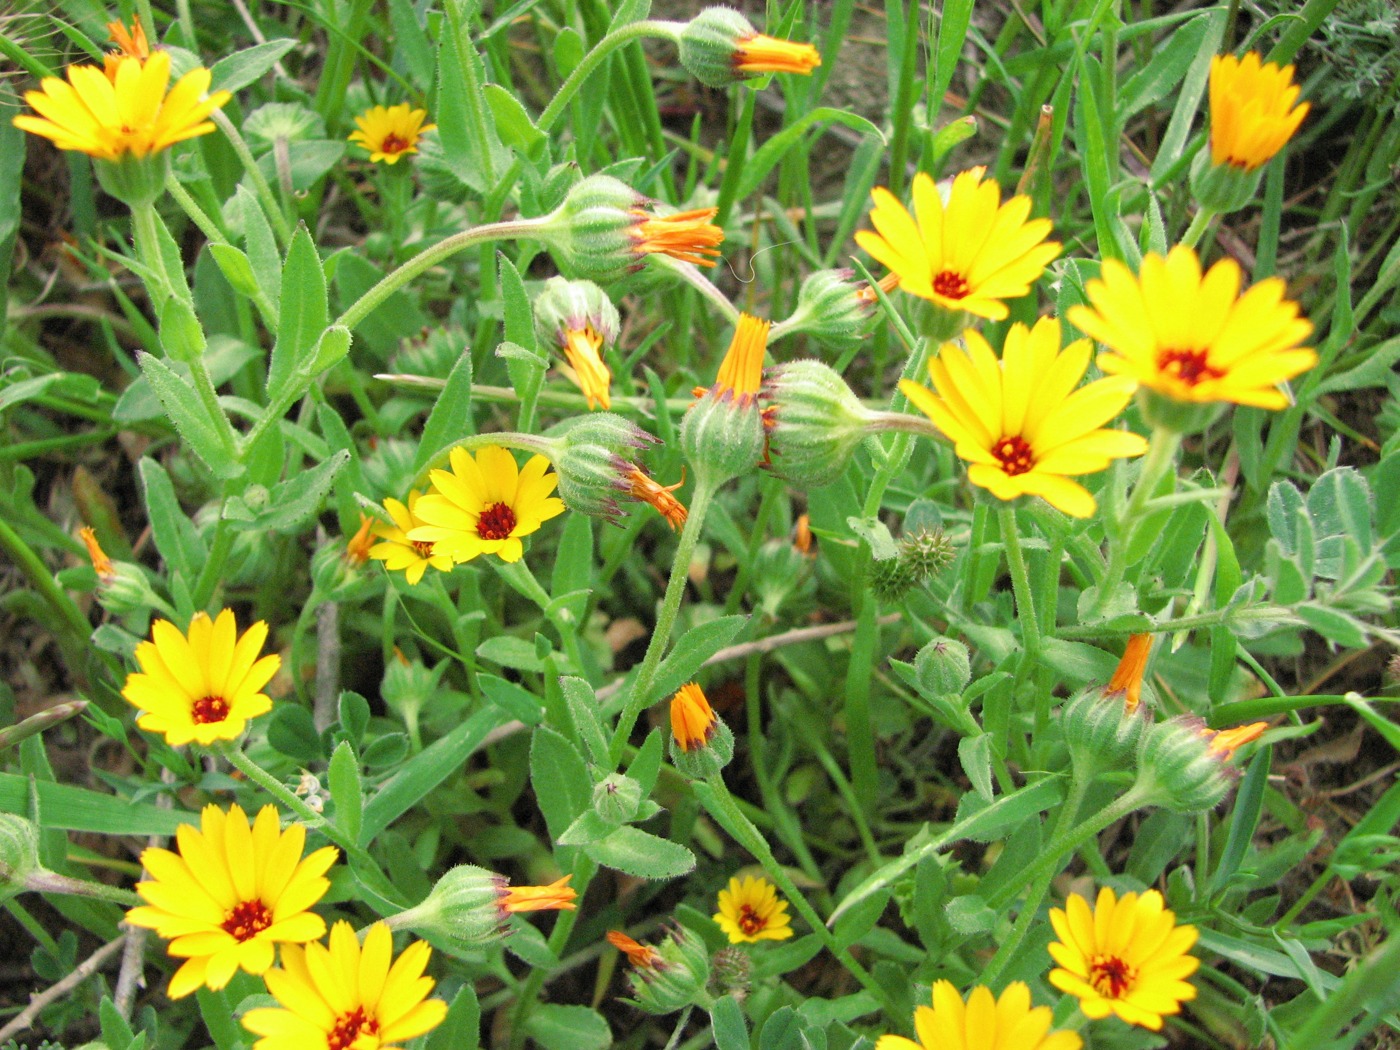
537;21;686;133
28;870;143;908
607;479;715;764
211;110;292;247
1179;207;1216;250
219;744;353;855
998;504;1043;665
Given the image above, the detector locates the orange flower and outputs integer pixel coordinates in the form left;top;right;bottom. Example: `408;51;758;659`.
734;34;821;76
1107;633;1152;713
1200;721;1268;761
670;683;717;753
631;207;724;268
105;16;152;76
703;314;769;405
606;930;663;970
794;514;814;555
627;469;688;531
344;514;374;565
78;526;115;581
500;874;577;913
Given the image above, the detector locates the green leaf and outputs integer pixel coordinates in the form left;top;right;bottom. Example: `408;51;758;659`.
137;353;241;478
207;243;261;299
237;185;281;310
305;324;352;378
711;996;751;1050
223;449;350;533
560;676;609;765
1316;335;1400;394
415;352;475;473
0;772;193;836
476;635;545;672
484;83;545;151
479;674;544;725
584;825;696;880
648;614;748;707
551;512;594;632
522;1004;611;1050
327;740;363;845
360;707;506;840
196;986;242;1050
211;39;297;93
436;7;507;192
0;104;25;344
957;735;994;802
530;726;593;842
139;457;206;581
268;223;328;403
426;985;481;1050
738;108;884;199
1210;747;1270;897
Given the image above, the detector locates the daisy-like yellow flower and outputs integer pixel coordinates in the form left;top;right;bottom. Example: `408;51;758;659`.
368;490;454;585
714;875;794;943
1067;246;1316;411
670;683;717;753
347;103;436;164
876;980;1082;1050
242;921;447;1050
409;445;566;564
1048;886;1199;1030
855;167;1060;323
125;804;336;1000
13;49;230;161
899;318;1149;518
499;874;577;913
1209;52;1309;172
120;609;279;746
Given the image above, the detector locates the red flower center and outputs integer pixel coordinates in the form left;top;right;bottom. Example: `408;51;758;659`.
220;899;273;942
191;696;230;724
1156;347;1225;386
992;434;1036;477
476;502;517;541
738;905;765;936
411;539;435;559
328;1007;379;1050
932;270;970;300
1090;954;1136;999
380;133;410;156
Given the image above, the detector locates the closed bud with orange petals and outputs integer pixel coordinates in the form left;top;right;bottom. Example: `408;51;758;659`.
668;683;734;779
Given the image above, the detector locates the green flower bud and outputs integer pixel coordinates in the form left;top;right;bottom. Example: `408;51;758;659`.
623;926;713;1014
546;413;658;522
1060;687;1150;777
97;561;164;617
534;278;621;350
1136;717;1267;813
1189;148;1263;216
1136;386;1227;435
386;864;511;952
870;528;957;602
762;360;878;488
0;814;42;904
592;772;644;825
773;269;884;352
708;945;752;1002
668;683;735;780
914;637;971;696
750;538;816;619
681;315;770;487
678;7;821;88
94;152;170;207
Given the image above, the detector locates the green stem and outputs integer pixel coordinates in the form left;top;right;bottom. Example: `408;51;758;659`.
335;219;549;332
537;21;685;133
163;173;226;246
219;744;354;855
211;110;292;247
1179;207;1216;250
1057;603;1299;640
28;870;143;908
1093;427;1182;616
607;480;715;764
998;505;1043;664
700;775;900;1022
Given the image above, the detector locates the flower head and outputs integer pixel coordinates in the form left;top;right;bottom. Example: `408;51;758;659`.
631;206;724;268
899;319;1148;518
345;513;375;566
121;609;279;746
714;875;794;943
1108;633;1153;713
607;930;665;970
1200;720;1268;760
534;277;620;409
670;683;717;753
734;34;821;76
678;8;820;86
1137;716;1269;812
78;526;115;581
13;49;230;161
242;921;447;1050
1067;247;1316;411
875;980;1082;1050
347;103;436;164
125;804;336;999
106;16;153;68
409;446;566;564
855;168;1060;323
500;874;577;913
681;315;772;485
627;468;688;530
368;491;455;585
1048;886;1199;1030
711;314;770;405
1209;53;1309;172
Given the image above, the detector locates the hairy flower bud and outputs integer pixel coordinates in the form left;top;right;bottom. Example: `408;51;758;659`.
914;637;971;697
772;269;891;351
682;315;770;487
1136;718;1268;813
668;683;735;780
546;413;659;522
678;7;821;88
870;528;957;602
622;925;713;1014
763;360;879;488
387;866;576;954
534;278;621;409
592;772;644;825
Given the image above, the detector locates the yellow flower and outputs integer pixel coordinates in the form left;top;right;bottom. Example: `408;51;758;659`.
1067;246;1316;410
242;921;447;1050
347;103;436;164
670;683;717;753
13;49;230;160
121;609;279;746
876;980;1082;1050
1199;720;1268;761
855;168;1060;322
631;206;725;268
409;445;566;564
899;319;1148;518
499;874;577;913
105;16;153;69
714;875;794;943
1209;52;1309;171
561;324;613;410
368;490;455;585
1048;886;1199;1030
1107;633;1152;714
734;34;821;76
125;804;336;1000
712;314;770;405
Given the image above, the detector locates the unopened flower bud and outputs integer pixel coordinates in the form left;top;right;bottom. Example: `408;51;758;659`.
914;637;971;696
546;414;659;522
1060;688;1150;778
620;925;713;1014
592;773;644;825
678;8;821;88
1189;149;1262;216
870;528;957;602
750;538;816;619
668;683;734;780
682;314;770;487
762;360;879;488
0;815;42;904
539;175;723;283
709;945;752;1002
1136;718;1268;813
773;269;893;351
387;866;576;954
535;278;621;409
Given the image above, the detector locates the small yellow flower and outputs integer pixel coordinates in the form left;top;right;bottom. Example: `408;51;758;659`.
606;930;664;970
900;318;1148;518
561;324;613;410
1209;52;1309;171
855;168;1060;322
1107;633;1153;713
347;103;436;164
711;314;770;405
734;34;821;76
670;683;717;753
1048;886;1199;1030
368;490;455;585
630;206;724;268
1067;246;1316;410
714;875;794;943
121;609;279;746
13;49;230;160
242;921;448;1050
409;445;566;564
876;980;1082;1050
125;804;336;999
499;874;577;914
1199;720;1268;761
